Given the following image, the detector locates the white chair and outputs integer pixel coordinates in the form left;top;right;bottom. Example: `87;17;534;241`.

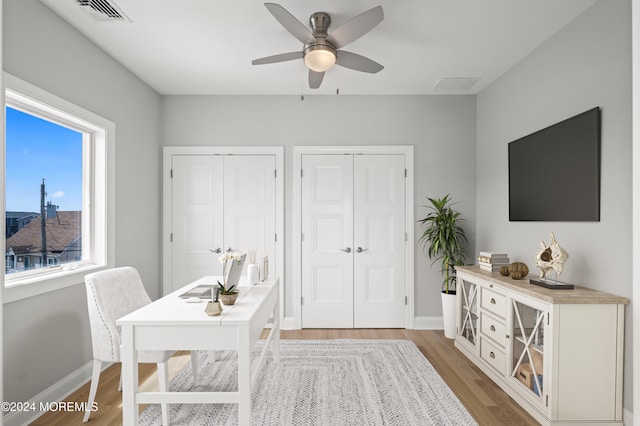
83;266;200;424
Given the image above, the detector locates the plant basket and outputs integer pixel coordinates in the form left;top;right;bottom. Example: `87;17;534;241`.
220;293;238;305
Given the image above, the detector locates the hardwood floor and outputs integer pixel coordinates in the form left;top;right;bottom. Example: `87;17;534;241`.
31;329;538;425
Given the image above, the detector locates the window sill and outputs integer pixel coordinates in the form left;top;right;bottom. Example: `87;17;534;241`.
4;264;107;304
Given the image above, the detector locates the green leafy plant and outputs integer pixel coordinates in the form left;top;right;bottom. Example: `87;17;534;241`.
217;281;238;295
418;194;468;294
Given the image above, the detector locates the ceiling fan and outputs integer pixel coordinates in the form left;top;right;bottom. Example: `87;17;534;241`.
252;3;384;89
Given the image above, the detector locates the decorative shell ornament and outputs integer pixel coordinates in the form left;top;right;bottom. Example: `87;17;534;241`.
499;262;529;280
535;232;569;278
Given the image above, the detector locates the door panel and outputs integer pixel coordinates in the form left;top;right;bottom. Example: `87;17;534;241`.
354;155;406;328
301;155;353;328
171;155;223;291
224;155;276;273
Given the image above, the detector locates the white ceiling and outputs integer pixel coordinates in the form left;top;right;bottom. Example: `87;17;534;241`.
41;0;597;96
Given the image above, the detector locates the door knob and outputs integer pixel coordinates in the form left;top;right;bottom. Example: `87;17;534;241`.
340;247;352;253
226;247;235;253
212;248;222;254
356;247;368;253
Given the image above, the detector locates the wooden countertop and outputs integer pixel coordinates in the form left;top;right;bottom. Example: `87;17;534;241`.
455;265;629;305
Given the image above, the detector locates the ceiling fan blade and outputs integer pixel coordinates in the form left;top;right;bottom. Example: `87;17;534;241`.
252;51;303;65
327;6;383;49
309;70;325;89
264;3;315;45
336;50;384;73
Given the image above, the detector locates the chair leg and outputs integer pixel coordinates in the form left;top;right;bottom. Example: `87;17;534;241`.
83;359;102;422
157;362;170;425
190;351;200;386
207;350;216;363
118;369;122;392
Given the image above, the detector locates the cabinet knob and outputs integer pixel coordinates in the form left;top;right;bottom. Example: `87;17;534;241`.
490;325;496;332
490;351;495;359
490;298;496;304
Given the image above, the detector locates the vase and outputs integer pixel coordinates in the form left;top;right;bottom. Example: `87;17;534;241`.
441;290;457;339
220;293;238;305
204;301;222;316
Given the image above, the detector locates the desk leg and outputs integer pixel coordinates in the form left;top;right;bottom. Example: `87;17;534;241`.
121;325;138;426
238;326;251;426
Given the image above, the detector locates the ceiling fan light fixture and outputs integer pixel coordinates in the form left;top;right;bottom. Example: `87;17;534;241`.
304;45;336;72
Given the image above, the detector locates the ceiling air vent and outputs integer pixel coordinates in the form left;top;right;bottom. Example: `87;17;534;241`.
434;78;480;92
75;0;131;22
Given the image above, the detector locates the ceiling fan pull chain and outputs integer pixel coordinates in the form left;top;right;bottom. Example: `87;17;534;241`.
300;62;305;101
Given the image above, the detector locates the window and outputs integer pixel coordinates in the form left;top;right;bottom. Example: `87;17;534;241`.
3;74;114;302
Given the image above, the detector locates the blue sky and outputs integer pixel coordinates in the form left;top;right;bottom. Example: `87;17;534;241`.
5;107;82;212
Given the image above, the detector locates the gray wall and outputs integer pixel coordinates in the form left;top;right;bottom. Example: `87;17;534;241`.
160;95;478;319
476;0;632;411
3;0;162;402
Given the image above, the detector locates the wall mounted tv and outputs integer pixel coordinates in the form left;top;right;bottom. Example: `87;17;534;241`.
508;107;601;221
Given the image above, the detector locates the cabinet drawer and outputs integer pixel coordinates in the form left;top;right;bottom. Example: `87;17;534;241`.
481;312;507;348
480;338;506;375
482;288;506;318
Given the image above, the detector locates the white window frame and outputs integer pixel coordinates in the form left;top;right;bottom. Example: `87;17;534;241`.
3;73;115;303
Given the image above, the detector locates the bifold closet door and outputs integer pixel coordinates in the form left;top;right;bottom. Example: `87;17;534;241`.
223;155;276;271
169;155;276;293
301;154;406;328
353;154;406;328
171;155;224;290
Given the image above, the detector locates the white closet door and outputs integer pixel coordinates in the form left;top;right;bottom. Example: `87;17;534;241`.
353;155;406;327
224;155;277;274
301;155;354;328
171;155;223;291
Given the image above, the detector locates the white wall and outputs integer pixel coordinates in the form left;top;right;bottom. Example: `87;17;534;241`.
159;95;478;320
3;0;161;403
477;0;632;413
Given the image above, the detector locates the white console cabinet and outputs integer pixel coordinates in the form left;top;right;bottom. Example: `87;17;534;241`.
455;266;627;426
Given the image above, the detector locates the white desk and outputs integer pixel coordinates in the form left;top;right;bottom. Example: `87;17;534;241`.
116;277;280;426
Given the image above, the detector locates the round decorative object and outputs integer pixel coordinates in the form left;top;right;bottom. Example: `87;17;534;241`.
497;262;530;280
509;262;529;280
220;293;238;305
499;265;510;276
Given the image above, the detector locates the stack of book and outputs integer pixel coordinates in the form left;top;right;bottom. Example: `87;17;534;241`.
478;252;510;272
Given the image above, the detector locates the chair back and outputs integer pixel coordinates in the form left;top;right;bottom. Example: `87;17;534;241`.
84;267;152;362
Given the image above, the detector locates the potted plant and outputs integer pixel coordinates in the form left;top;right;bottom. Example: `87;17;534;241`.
418;194;468;339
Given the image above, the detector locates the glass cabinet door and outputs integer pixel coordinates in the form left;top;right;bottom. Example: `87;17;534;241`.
510;298;546;402
458;278;478;346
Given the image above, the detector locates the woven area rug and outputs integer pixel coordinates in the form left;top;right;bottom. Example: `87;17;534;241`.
139;339;477;426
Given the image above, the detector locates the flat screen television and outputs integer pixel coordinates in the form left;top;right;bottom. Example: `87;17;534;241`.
508;107;601;221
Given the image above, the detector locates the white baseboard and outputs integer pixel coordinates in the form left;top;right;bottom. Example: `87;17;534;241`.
411;316;444;330
278;316;442;331
3;360;109;426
